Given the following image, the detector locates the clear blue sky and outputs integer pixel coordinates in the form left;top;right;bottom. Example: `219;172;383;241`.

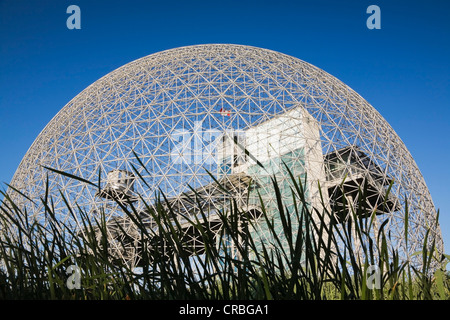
1;0;449;248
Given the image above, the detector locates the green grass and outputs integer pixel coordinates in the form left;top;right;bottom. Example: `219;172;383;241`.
0;159;448;300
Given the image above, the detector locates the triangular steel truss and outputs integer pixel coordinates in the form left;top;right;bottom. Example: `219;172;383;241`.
5;44;443;269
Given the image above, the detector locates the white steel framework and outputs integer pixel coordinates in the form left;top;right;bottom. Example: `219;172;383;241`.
5;44;443;268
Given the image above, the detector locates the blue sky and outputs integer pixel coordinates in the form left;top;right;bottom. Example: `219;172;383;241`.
0;0;449;247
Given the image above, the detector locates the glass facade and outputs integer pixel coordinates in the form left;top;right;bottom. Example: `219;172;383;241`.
245;147;309;259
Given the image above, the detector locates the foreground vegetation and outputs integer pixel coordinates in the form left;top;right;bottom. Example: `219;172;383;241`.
0;158;448;300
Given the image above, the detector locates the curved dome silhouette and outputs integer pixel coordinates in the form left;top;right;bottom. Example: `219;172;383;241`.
7;44;443;266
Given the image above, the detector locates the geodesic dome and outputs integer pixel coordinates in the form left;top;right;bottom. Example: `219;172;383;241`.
6;44;443;266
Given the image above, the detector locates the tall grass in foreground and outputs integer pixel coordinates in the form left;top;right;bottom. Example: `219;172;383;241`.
0;159;448;300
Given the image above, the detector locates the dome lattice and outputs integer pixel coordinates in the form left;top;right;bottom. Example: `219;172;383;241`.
7;44;443;267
